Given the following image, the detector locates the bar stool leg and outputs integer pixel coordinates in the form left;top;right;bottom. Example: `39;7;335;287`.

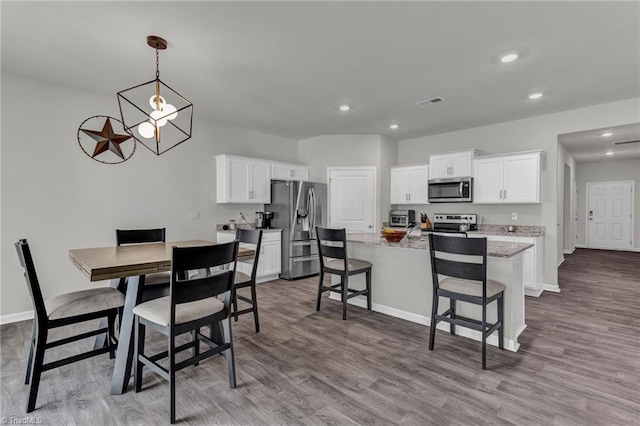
498;294;505;350
316;270;324;311
341;274;349;320
450;299;456;336
366;269;372;311
429;295;439;350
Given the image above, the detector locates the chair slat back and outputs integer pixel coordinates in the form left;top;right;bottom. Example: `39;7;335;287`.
428;234;488;295
14;239;47;321
235;228;263;280
116;228;166;246
316;227;347;269
170;242;238;306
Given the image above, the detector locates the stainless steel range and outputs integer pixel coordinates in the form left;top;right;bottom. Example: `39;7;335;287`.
422;213;477;235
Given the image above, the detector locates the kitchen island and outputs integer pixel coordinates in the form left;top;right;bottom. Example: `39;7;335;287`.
329;232;532;351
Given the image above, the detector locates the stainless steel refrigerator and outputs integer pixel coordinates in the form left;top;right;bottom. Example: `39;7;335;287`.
267;180;327;280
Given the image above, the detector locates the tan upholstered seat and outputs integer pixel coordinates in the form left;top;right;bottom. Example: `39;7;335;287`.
143;271;171;285
439;277;506;298
325;258;372;272
132;295;225;327
46;287;125;320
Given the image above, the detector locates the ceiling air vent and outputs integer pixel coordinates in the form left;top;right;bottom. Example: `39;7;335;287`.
613;139;640;145
415;97;444;107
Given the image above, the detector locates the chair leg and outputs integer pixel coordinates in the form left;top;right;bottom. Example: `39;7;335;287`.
449;299;456;336
26;327;47;413
365;269;372;311
25;321;36;385
192;329;200;366
429;295;439;350
341;275;349;320
108;312;117;359
221;317;236;389
316;270;324;311
498;294;505;350
134;317;145;393
482;304;487;370
232;288;239;322
169;332;176;424
251;281;260;333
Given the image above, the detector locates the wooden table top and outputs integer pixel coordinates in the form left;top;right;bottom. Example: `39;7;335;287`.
69;240;254;282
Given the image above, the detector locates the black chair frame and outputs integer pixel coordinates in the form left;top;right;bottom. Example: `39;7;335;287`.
232;228;263;332
134;241;238;424
316;227;371;320
16;239;119;413
428;234;504;369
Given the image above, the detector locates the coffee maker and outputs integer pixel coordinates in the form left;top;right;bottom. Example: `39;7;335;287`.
255;211;274;229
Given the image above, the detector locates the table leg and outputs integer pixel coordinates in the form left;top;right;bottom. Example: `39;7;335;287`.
110;275;145;395
93;278;123;350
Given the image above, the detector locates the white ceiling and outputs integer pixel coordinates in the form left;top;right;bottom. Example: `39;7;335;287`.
2;1;639;143
559;123;640;163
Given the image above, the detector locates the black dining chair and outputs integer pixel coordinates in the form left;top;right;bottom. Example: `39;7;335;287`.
132;241;238;424
116;228;170;302
15;239;124;413
428;234;505;369
315;227;372;320
232;228;263;332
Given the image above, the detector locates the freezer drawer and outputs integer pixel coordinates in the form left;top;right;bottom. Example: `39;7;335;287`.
289;240;318;257
281;254;320;280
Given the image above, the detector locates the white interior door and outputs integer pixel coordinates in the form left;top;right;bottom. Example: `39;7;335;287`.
328;167;376;232
587;181;633;250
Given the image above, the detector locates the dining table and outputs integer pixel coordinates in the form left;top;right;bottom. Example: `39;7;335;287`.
68;239;254;395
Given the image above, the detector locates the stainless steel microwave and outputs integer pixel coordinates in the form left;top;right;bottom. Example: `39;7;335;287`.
428;177;473;203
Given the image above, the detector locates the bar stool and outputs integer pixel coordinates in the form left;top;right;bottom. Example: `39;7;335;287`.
428;234;505;369
231;228;263;332
315;227;372;320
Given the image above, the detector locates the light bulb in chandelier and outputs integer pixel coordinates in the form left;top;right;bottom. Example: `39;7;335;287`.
138;122;155;139
149;95;166;110
162;103;178;120
150;110;168;127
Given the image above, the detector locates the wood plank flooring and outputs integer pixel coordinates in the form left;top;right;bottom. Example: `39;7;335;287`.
1;248;639;425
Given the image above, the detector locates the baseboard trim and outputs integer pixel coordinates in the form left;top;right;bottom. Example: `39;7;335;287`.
0;310;34;325
563;247;575;255
328;293;520;352
575;243;640;252
524;287;544;297
543;283;561;293
557;257;565;267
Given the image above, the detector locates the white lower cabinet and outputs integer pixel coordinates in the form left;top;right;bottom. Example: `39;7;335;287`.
471;234;544;297
216;231;282;283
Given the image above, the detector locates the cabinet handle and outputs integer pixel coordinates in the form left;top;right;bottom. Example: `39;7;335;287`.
290;170;294;177
408;193;411;201
503;189;506;199
499;190;503;199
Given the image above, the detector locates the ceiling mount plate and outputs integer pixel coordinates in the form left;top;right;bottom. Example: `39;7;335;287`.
147;35;167;50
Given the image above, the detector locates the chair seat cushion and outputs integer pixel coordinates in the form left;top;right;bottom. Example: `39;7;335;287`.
132;295;225;327
234;271;251;286
46;287;125;320
325;258;372;272
142;271;171;286
439;277;506;298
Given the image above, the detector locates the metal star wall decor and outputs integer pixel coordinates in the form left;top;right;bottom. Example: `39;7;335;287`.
77;116;136;164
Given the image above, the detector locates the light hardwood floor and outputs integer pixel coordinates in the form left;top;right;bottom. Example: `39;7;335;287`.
1;248;639;425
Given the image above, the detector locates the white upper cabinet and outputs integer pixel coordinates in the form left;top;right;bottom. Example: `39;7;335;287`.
473;151;544;204
271;161;309;181
216;154;272;204
390;164;429;204
429;150;476;179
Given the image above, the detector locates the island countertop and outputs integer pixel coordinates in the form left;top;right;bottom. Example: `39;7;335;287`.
345;232;533;258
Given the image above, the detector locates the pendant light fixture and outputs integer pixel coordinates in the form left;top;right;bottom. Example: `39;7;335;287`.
117;35;193;155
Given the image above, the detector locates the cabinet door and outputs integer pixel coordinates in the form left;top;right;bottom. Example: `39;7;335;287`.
259;240;281;277
473;158;503;203
271;163;292;180
429;155;451;179
503;154;541;203
390;167;410;204
408;165;429;204
290;166;309;181
450;151;473;177
227;157;251;202
249;161;271;203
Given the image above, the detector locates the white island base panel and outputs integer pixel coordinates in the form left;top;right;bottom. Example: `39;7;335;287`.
329;243;526;352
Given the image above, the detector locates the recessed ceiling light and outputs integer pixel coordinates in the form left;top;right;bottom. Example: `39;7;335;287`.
605;151;614;156
389;124;400;130
601;132;613;137
339;105;351;112
528;92;543;100
500;53;519;63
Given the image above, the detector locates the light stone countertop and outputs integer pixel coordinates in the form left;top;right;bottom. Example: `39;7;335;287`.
471;225;545;237
345;232;533;258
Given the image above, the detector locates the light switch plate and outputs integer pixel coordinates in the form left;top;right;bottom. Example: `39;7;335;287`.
511;212;518;220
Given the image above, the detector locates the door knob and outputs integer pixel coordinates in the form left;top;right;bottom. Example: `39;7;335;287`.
368;224;373;228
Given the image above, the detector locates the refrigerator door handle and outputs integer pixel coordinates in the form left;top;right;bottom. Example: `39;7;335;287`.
292;255;319;262
309;187;317;238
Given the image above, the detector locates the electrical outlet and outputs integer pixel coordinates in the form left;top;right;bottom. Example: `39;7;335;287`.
511;212;518;221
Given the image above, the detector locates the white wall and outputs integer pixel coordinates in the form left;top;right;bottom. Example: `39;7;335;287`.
1;75;298;319
575;158;640;249
397;98;640;288
558;143;577;259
